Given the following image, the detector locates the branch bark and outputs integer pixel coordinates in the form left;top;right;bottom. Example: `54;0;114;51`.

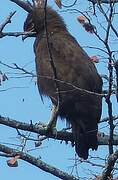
1;116;118;145
0;143;78;180
101;150;118;180
0;11;16;32
88;0;118;4
0;115;73;142
10;0;33;13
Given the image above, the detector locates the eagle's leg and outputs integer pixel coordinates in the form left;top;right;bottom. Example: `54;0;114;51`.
46;105;58;134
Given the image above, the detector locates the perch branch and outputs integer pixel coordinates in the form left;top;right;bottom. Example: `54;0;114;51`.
1;116;118;145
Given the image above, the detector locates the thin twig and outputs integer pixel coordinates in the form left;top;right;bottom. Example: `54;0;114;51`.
62;0;78;8
0;61;105;97
0;11;16;32
0;31;35;38
88;0;118;4
104;2;114;155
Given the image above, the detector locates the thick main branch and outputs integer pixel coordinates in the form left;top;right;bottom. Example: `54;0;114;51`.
0;116;118;145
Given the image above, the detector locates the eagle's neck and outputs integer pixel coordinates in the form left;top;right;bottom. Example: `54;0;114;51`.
33;7;67;36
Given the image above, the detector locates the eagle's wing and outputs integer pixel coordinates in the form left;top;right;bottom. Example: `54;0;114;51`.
34;31;102;159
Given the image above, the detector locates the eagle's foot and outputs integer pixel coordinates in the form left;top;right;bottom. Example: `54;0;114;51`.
45;105;58;136
46;122;57;136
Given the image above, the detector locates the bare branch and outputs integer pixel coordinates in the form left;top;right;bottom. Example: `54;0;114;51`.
97;2;118;39
88;0;118;4
0;11;16;32
103;2;114;156
101;150;118;180
10;0;33;13
0;31;36;38
62;0;78;8
0;61;106;97
1;116;118;145
100;115;118;123
0;143;78;180
0;11;35;38
114;61;118;102
0;115;73;142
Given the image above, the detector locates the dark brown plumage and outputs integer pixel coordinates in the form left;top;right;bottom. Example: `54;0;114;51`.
24;6;103;159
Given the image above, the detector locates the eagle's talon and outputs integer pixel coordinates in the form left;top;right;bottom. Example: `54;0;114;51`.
46;124;57;137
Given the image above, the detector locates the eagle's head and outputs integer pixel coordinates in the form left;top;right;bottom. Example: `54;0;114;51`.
23;6;66;40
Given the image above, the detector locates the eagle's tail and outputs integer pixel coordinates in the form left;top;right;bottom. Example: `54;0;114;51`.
71;120;98;159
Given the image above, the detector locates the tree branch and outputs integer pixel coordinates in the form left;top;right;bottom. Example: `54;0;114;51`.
0;143;78;180
101;150;118;180
0;8;35;38
88;0;118;4
0;11;16;32
0;31;36;38
10;0;33;13
1;116;118;145
0;116;73;142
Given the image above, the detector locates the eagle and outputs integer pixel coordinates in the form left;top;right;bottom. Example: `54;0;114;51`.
23;4;103;159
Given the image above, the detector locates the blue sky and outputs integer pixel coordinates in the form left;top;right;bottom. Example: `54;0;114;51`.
0;0;109;179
